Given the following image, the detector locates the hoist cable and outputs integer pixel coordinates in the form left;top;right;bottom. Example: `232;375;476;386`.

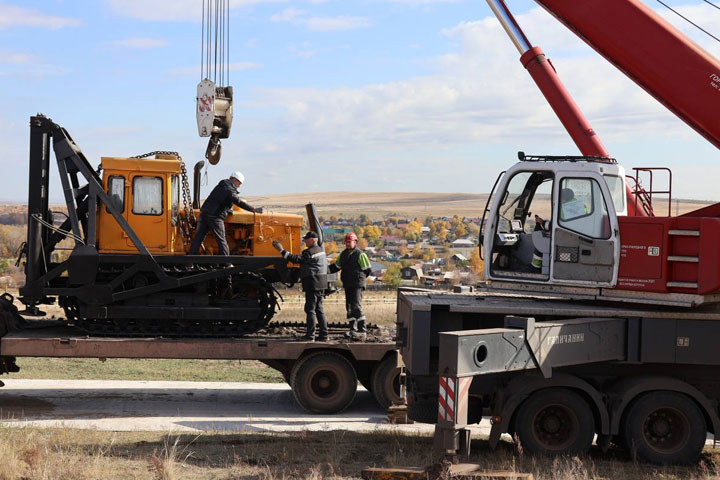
227;0;230;85
702;0;720;11
656;0;720;44
201;0;205;81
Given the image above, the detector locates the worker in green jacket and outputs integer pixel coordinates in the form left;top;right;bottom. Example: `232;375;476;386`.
328;232;372;340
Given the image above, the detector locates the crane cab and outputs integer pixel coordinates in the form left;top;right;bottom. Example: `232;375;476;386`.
483;155;624;287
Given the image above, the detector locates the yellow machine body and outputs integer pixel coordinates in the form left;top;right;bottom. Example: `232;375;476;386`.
96;155;303;256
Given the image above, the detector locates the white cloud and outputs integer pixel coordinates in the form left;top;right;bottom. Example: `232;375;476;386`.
270;8;372;31
0;51;34;65
170;61;261;76
0;3;81;30
237;6;699;166
270;7;305;22
107;0;289;22
113;37;169;49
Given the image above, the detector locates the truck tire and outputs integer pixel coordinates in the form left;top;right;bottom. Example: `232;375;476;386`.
514;388;595;455
371;355;402;409
622;392;706;464
290;351;357;414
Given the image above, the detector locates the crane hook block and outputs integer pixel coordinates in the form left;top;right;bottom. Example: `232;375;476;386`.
196;78;234;143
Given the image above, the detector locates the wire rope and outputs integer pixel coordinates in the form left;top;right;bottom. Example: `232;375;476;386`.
656;0;720;44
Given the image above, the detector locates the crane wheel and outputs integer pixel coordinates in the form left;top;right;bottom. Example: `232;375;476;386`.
370;354;402;409
622;392;706;464
514;388;595;455
290;351;357;414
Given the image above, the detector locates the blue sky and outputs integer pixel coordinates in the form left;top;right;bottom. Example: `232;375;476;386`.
0;0;719;203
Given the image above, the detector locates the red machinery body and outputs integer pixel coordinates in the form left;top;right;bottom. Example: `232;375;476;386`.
617;216;720;294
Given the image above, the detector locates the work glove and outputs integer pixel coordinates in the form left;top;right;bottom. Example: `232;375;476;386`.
272;241;283;252
254;207;264;214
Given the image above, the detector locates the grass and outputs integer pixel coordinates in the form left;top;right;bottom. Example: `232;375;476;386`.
5;291;397;382
0;426;718;480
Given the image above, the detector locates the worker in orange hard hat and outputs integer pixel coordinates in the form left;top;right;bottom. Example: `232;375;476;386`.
328;231;372;340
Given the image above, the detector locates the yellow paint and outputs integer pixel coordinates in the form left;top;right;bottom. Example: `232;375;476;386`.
96;155;303;257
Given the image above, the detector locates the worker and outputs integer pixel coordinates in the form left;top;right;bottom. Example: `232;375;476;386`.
272;232;329;341
189;171;263;255
328;232;372;340
559;187;586;220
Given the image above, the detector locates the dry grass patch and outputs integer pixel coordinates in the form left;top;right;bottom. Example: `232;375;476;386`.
0;426;718;479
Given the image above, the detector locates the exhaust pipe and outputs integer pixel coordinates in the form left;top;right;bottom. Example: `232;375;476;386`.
193;161;205;209
305;203;324;246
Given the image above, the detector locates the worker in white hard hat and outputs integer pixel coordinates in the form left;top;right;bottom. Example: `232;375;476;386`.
189;171;263;255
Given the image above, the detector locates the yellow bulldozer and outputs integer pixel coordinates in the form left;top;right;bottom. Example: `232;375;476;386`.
17;115;313;337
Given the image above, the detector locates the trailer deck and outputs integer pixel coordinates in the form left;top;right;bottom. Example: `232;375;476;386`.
0;326;391;361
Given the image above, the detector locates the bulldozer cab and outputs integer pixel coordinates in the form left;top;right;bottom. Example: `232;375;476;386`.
97;154;184;254
483;156;624;287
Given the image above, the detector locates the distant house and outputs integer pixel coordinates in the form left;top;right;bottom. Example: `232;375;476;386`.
451;253;468;265
401;265;424;281
451;238;477;258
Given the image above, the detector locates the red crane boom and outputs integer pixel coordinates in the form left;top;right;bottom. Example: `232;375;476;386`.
535;0;720;151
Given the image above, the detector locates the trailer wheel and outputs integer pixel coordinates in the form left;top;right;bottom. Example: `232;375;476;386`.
622;392;706;464
290;351;357;414
371;355;402;409
514;389;595;455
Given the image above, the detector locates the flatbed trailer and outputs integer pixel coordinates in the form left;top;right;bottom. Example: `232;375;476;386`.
0;322;400;415
397;288;720;464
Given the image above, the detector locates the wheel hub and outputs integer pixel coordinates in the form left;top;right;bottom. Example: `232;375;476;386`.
533;405;577;449
643;408;687;452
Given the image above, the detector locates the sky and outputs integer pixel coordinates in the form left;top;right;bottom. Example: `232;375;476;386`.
1;0;719;203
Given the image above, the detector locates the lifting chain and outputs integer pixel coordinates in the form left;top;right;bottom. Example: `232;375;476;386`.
132;151;196;245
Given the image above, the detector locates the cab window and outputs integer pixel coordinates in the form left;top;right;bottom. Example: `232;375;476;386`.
106;175;125;213
132;176;163;215
603;174;625;215
558;178;610;239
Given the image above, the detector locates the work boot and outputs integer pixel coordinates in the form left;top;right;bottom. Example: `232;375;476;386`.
344;318;357;338
349;330;366;341
298;334;314;342
316;334;329;342
356;317;367;333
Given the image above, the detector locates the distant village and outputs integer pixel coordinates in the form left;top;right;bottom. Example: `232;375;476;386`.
319;214;484;288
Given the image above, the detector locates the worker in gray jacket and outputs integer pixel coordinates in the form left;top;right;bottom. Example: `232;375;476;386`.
189;171;263;255
273;232;329;341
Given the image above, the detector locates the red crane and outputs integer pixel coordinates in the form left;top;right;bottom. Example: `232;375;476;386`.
484;0;720;296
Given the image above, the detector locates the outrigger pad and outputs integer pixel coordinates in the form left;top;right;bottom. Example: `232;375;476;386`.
68;245;99;286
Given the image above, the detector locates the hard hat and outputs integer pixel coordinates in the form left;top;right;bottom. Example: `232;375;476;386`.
345;232;358;242
230;171;245;184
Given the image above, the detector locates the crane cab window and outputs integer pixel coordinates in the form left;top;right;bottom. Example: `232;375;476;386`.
106;175;125;213
171;175;180;224
603;174;625;216
132;176;163;215
558;178;610;239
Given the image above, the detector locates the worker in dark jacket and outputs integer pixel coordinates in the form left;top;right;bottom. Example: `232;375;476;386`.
328;232;371;339
272;232;329;341
189;171;263;255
